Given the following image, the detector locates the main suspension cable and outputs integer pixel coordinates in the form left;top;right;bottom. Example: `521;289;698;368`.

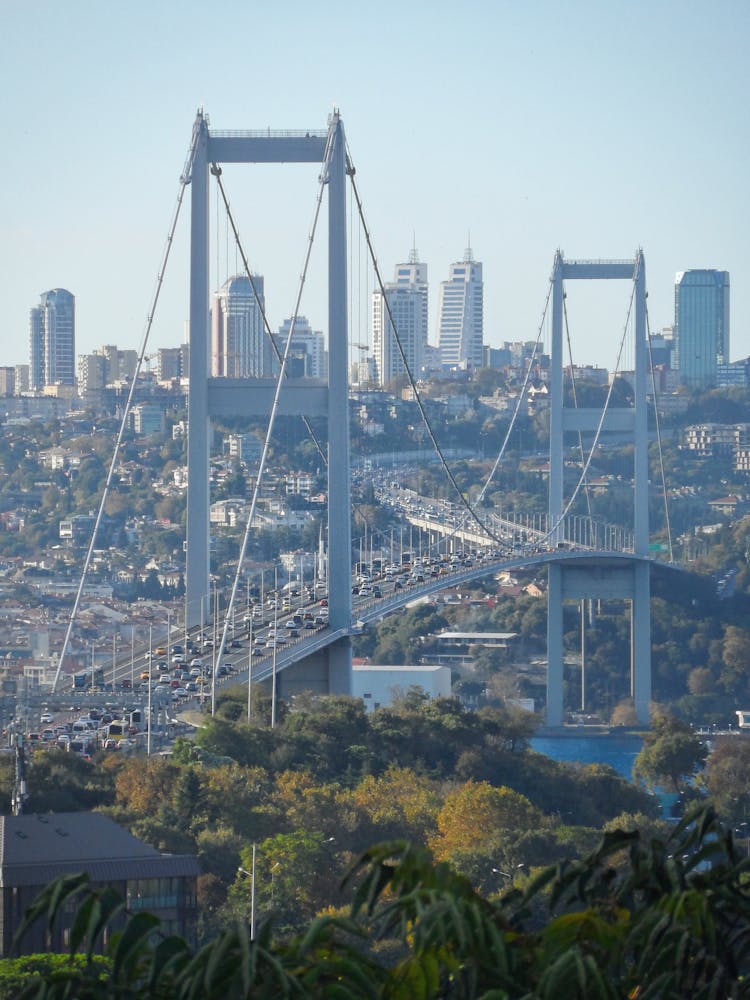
51;119;201;692
345;147;507;549
646;302;674;562
563;294;593;518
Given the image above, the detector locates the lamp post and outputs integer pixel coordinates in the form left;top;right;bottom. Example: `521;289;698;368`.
238;842;257;940
147;625;153;756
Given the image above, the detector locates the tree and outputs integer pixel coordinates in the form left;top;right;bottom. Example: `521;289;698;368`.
634;711;707;792
430;780;544;862
12;807;750;999
700;738;750;826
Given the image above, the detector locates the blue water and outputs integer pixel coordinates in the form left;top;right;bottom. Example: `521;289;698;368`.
530;734;644;781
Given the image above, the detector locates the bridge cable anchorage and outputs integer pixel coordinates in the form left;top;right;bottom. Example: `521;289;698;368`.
345;145;508;551
645;301;674;562
213;126;334;688
212;167;327;467
563;292;593;518
537;253;640;552
51;121;201;694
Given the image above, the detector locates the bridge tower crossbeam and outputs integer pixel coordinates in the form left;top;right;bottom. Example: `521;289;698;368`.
546;252;651;726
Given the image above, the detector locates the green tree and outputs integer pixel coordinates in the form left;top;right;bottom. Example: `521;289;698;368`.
634;711;707;792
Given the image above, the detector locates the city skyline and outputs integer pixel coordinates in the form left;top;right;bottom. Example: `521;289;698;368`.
2;2;748;372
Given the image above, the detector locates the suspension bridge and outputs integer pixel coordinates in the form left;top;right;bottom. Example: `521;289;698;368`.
54;109;679;728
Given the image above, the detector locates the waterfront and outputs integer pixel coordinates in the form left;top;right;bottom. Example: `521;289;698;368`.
531;733;644;781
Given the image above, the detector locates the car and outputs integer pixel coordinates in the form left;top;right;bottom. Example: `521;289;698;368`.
190;658;203;668
319;598;328;607
189;667;202;678
265;638;277;649
185;681;199;693
288;628;300;638
40;711;54;724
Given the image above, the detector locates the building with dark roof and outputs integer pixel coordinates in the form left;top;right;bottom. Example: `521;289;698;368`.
0;812;200;955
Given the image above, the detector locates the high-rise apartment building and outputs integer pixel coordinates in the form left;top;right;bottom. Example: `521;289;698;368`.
211;275;271;377
273;317;326;378
372;250;428;387
77;353;107;392
674;270;730;389
157;347;183;382
0;368;15;397
29;289;75;389
437;248;483;369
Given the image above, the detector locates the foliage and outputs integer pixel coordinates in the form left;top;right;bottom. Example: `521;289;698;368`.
11;807;750;998
0;954;110;999
634;711;708;792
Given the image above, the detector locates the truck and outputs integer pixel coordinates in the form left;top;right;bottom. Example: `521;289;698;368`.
73;667;105;689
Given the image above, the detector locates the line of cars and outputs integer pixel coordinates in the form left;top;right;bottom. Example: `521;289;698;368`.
24;705;144;759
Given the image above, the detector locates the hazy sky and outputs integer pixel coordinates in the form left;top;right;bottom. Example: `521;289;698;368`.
2;0;748;372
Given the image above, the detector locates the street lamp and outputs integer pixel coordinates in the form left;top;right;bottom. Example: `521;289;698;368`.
238;841;257;939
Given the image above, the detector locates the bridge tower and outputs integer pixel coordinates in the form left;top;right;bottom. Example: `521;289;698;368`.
185;111;352;694
546;252;651;726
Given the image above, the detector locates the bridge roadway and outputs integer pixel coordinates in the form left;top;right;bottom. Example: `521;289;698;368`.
55;546;676;717
239;548;663;688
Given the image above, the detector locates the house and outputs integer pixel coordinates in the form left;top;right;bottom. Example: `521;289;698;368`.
0;811;200;955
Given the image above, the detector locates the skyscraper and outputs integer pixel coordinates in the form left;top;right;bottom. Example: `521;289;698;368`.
674;270;730;389
274;316;327;378
29;289;75;389
211;275;271;377
438;248;483;368
372;250;428;387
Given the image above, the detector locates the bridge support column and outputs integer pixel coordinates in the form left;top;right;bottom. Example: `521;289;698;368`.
546;562;564;726
632;560;651;724
186;115;211;628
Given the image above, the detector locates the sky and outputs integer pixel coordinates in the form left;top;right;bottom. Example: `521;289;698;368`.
2;0;748;373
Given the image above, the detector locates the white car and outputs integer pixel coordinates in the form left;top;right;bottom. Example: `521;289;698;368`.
40;711;54;724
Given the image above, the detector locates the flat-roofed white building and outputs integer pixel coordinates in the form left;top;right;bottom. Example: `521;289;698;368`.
352;663;451;711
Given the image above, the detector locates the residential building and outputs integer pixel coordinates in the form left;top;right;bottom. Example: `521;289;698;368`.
131;404;165;436
0;368;15;397
273;317;326;378
14;365;29;393
682;423;750;457
372;250;428;387
29;289;75;389
0;811;200;955
157;347;183;381
674;270;730;389
438;248;483;368
211;274;271;377
77;353;107;392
